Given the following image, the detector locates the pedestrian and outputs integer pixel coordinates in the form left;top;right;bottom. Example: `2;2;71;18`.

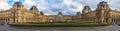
1;22;4;26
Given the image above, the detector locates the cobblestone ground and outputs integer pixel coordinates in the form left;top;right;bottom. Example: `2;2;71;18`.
0;24;120;31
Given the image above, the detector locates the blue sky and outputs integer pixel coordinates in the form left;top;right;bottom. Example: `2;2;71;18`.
0;0;120;15
8;0;25;6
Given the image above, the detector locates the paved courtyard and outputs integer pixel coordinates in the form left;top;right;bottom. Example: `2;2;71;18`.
0;24;120;31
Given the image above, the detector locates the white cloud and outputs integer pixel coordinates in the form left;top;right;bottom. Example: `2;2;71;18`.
39;0;84;15
60;0;84;15
13;0;19;2
23;0;35;9
77;5;83;13
22;0;48;11
34;0;48;11
0;0;10;10
0;0;8;2
1;0;120;15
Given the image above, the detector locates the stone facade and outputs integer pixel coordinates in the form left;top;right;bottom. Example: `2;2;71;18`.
0;1;120;24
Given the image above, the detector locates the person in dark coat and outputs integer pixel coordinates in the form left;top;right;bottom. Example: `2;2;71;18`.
1;22;4;26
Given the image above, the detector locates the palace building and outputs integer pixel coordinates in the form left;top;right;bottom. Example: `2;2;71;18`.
0;1;120;24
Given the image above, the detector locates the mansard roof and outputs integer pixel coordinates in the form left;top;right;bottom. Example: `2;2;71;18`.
30;6;39;11
14;2;22;5
83;5;91;10
13;2;23;7
99;1;107;6
76;12;81;15
40;11;44;15
97;1;108;7
58;12;62;15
